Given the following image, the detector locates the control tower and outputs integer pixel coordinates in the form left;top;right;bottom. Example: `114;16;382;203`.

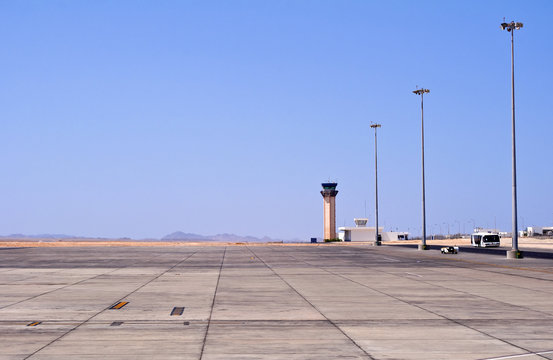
321;183;338;240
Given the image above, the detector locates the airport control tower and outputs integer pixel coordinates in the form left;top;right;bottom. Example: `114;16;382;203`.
321;183;338;240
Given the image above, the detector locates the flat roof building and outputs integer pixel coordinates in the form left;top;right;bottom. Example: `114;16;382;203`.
338;218;408;242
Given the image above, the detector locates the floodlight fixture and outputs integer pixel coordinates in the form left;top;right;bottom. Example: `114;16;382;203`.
412;88;430;95
501;21;523;31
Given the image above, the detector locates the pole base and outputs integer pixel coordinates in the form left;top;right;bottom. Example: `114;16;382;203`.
506;250;523;259
373;241;381;246
418;244;429;250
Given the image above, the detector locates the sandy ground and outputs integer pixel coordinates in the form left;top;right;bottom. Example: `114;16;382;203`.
1;236;552;250
0;238;321;247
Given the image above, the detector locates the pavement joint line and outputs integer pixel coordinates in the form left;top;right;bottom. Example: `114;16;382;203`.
404;272;423;277
360;249;552;306
3;266;80;286
432;264;553;296
0;320;203;324
371;244;553;275
269;246;541;359
365;266;553;334
0;252;168;310
199;247;227;360
353;251;553;318
360;258;551;357
247;246;376;360
480;350;553;360
424;254;553;275
380;256;401;262
341;246;553;319
373;246;553;295
21;251;199;360
354;244;553;289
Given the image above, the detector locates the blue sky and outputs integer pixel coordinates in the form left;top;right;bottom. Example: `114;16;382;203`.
0;1;551;240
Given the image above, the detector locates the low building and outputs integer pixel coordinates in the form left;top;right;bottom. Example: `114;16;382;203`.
525;226;553;236
338;218;409;242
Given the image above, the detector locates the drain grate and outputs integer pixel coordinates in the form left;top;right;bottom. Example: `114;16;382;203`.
109;301;129;310
27;321;41;327
171;307;185;316
183;321;190;325
110;321;123;326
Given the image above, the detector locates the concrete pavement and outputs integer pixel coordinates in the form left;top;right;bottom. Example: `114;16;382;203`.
1;244;552;359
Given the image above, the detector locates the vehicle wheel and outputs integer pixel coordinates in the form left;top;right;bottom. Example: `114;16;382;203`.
547;230;553;236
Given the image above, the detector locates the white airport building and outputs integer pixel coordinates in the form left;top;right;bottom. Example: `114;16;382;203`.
521;226;553;237
338;218;409;242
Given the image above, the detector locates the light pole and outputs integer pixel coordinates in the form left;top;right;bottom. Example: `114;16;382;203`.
501;20;523;259
455;220;460;236
370;123;382;246
413;88;430;250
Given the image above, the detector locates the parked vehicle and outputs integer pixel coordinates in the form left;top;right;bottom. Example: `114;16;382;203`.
471;232;500;247
441;246;459;254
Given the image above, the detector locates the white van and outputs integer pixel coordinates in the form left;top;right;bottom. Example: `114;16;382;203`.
471;232;501;247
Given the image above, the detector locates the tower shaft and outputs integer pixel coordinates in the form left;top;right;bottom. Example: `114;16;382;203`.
321;183;338;240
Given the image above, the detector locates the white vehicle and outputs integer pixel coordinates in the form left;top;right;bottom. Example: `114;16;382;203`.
441;246;459;254
471;232;501;247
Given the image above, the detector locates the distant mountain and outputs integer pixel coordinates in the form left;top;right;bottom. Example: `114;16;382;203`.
161;231;285;243
161;232;207;241
1;233;76;239
0;231;301;243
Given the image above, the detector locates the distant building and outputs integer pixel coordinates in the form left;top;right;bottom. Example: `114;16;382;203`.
524;226;553;236
474;227;500;234
338;218;408;242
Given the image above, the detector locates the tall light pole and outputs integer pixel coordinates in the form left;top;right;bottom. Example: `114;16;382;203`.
455;220;460;236
413;88;430;250
501;20;524;259
370;123;382;246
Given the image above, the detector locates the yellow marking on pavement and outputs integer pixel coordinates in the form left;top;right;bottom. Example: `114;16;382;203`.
170;307;184;316
110;301;129;309
27;321;41;327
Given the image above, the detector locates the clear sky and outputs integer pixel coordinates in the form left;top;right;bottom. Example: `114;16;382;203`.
0;1;551;240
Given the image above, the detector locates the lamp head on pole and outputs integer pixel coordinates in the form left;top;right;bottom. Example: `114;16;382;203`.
412;88;430;95
501;21;523;32
370;123;381;129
